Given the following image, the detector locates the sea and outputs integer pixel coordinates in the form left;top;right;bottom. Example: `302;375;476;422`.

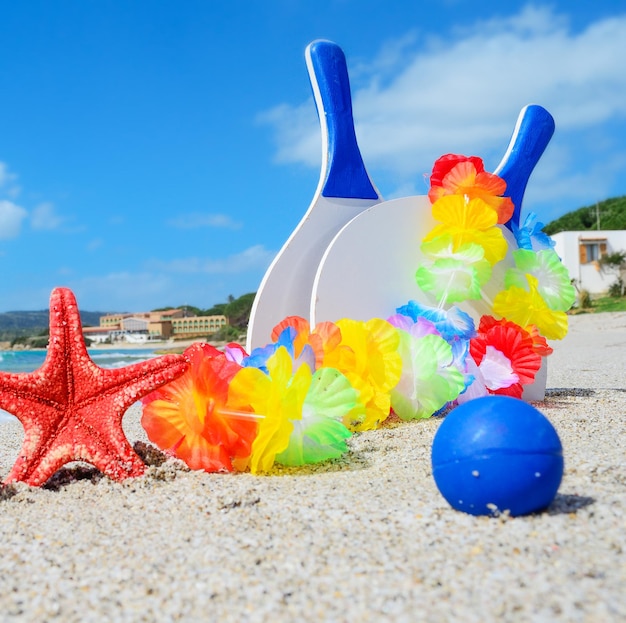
0;348;160;423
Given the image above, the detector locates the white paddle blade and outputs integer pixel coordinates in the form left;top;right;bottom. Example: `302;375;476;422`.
311;196;517;326
246;40;381;352
247;195;381;350
310;196;543;397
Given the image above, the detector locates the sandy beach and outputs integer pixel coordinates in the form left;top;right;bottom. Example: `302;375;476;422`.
1;312;624;622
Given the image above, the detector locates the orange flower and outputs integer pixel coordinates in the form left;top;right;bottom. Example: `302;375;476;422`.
271;316;345;369
141;343;257;472
428;155;514;224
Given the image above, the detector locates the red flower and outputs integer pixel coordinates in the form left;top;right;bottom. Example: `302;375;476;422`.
470;316;542;398
430;154;485;188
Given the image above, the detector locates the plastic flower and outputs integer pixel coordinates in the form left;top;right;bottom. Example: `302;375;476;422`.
387;313;439;338
456;356;491;403
323;318;402;431
462;316;542;399
227;346;355;472
224;342;248;365
271;316;343;369
429;154;484;189
271;316;313;360
391;331;466;420
493;274;569;340
428;155;514;224
416;236;492;303
424;195;508;265
505;248;576;311
243;325;316;374
226;346;309;473
141;343;257;472
511;212;555;251
396;300;476;342
478;314;552;357
275;367;357;466
526;324;553;357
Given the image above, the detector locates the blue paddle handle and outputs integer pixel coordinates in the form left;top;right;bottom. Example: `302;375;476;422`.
496;105;555;229
307;40;378;200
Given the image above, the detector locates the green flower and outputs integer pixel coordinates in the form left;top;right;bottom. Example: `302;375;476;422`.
505;249;576;311
416;236;492;304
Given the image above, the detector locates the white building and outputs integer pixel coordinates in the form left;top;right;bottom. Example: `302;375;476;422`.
82;326;113;344
551;230;626;295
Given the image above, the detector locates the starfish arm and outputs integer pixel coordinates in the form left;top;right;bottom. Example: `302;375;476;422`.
82;355;190;412
3;402;71;484
3;356;188;486
0;370;67;415
1;288;190;486
10;429;146;486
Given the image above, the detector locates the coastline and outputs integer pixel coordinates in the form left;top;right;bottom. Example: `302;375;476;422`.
0;312;624;621
0;337;222;354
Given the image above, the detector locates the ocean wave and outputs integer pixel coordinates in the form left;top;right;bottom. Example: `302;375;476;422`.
90;350;158;369
0;348;160;373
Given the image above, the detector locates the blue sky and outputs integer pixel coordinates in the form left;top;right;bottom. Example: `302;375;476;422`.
1;1;625;313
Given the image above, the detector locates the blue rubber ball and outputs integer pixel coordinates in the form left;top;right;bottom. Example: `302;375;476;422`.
431;396;563;516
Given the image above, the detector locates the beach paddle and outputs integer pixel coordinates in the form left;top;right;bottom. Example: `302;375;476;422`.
310;105;555;397
246;40;382;352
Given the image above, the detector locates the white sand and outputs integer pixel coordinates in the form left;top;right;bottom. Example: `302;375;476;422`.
1;312;624;622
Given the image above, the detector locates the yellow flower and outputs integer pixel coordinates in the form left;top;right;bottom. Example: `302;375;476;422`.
424;195;507;265
227;346;311;473
323;318;402;431
493;274;569;340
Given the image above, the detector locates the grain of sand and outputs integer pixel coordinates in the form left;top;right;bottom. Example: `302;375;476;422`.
1;313;625;622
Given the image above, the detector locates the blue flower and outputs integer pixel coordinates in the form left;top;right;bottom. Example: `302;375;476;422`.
243;326;316;374
395;300;476;342
512;212;555;251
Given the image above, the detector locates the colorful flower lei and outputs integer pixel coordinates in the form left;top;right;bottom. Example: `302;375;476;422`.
141;154;575;474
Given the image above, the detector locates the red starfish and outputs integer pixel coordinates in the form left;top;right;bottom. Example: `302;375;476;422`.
0;287;189;486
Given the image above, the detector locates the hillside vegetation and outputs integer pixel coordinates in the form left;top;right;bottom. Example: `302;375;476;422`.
0;310;105;342
157;293;256;342
0;293;257;343
544;195;626;235
153;293;256;329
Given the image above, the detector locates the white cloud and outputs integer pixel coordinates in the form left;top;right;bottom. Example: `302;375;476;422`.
0;162;16;188
0;169;66;236
30;202;64;230
167;213;243;230
260;5;626;208
0;200;28;239
0;162;21;199
350;32;419;81
147;244;275;275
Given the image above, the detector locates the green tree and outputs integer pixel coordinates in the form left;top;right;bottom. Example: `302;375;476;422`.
204;303;227;316
600;251;626;297
544;195;626;234
224;293;256;329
